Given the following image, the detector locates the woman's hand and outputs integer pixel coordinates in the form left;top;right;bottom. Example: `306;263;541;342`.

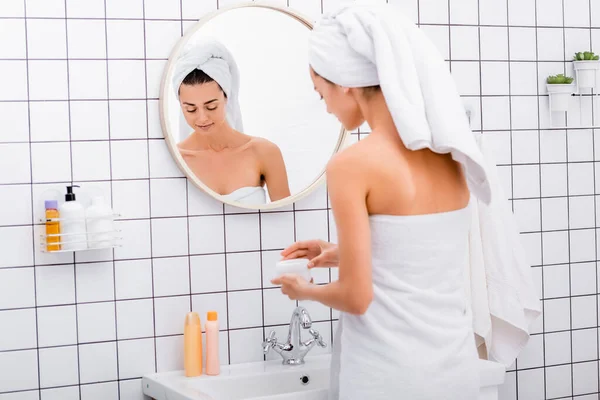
271;274;313;301
280;239;339;268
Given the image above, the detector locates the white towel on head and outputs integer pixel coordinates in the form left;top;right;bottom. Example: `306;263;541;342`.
308;4;491;204
172;38;244;136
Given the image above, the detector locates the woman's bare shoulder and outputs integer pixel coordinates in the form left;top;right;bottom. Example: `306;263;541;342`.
330;138;379;168
326;140;374;181
177;135;196;151
249;136;276;147
248;136;283;156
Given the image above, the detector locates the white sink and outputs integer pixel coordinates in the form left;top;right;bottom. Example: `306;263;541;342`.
142;355;330;400
142;354;505;400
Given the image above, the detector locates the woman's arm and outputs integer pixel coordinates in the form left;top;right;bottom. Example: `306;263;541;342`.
273;151;373;314
259;140;291;201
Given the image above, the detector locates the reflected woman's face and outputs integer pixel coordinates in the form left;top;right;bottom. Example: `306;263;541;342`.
179;81;228;133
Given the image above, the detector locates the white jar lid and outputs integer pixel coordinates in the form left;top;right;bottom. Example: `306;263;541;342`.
276;259;309;268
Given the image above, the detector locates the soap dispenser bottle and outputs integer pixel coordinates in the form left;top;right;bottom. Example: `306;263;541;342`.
86;196;115;249
58;185;87;251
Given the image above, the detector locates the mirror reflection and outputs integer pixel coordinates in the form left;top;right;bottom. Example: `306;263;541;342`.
173;39;291;204
161;6;344;208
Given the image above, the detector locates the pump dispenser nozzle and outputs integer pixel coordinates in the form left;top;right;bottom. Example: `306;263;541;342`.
65;185;80;202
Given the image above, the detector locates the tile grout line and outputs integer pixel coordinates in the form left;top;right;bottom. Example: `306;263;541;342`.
2;313;342;352
62;1;84;397
590;0;600;391
102;0;120;395
181;0;195;352
2;122;600;144
222;202;231;364
3;318;598;354
505;0;521;393
476;0;484;134
259;209;267;362
505;0;519;385
22;1;42;398
139;0;159;378
326;0;334;345
1;369;598;398
560;0;576;396
9;286;600;316
0;14;598;29
1;286;594;312
533;1;548;398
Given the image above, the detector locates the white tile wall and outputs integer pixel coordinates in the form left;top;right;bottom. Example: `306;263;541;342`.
1;0;599;399
37;305;77;347
79;342;117;383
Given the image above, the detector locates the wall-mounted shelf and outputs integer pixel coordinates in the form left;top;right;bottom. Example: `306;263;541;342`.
40;214;122;253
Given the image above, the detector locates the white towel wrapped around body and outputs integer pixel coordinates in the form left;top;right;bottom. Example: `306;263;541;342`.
172;38;244;133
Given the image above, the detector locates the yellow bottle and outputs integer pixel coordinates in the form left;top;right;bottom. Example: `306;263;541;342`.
45;200;61;252
184;312;203;377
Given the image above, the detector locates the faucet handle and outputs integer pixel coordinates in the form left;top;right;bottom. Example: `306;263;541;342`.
262;331;277;354
309;329;327;348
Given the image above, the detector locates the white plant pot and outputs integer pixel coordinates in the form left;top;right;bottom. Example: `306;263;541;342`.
573;60;600;89
546;84;574;112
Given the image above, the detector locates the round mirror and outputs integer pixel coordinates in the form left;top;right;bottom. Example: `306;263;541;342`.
160;4;346;210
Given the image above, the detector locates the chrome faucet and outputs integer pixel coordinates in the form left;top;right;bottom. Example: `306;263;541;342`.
262;306;327;365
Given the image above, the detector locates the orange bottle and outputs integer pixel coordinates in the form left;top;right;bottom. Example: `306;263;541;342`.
45;200;61;251
184;312;202;377
205;311;220;376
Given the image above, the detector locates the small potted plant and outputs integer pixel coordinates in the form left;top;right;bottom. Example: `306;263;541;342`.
546;74;574;112
573;51;600;89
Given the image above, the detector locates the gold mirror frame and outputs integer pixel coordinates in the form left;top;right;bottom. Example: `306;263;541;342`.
159;2;348;210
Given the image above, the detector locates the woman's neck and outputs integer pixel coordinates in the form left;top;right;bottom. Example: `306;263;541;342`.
192;125;247;152
355;90;417;156
358;91;398;138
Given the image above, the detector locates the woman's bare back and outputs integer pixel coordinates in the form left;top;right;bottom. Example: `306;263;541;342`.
345;132;470;217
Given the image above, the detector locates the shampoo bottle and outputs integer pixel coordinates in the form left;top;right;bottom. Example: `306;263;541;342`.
45;200;61;252
86;196;115;249
205;311;220;376
184;312;203;377
58;185;87;251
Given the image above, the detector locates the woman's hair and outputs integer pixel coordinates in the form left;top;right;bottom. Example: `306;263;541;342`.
314;69;381;97
181;69;227;97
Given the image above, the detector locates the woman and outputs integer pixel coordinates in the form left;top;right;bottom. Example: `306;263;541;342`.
172;39;291;204
271;4;493;399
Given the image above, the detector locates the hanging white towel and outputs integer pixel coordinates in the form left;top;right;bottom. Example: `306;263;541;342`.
467;134;542;367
